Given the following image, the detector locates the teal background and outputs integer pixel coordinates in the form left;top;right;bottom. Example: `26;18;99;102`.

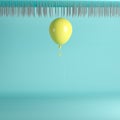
0;11;120;120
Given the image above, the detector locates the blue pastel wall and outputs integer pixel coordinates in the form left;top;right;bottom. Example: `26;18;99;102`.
0;17;120;94
0;14;120;119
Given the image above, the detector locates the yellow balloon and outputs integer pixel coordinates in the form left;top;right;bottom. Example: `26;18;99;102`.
49;18;72;48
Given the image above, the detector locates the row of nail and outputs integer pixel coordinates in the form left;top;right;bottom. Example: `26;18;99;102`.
1;6;120;17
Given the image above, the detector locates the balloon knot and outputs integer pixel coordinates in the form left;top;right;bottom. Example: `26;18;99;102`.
58;44;62;56
58;44;62;49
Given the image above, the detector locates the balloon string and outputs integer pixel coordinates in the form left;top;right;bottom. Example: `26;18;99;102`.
58;44;62;56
